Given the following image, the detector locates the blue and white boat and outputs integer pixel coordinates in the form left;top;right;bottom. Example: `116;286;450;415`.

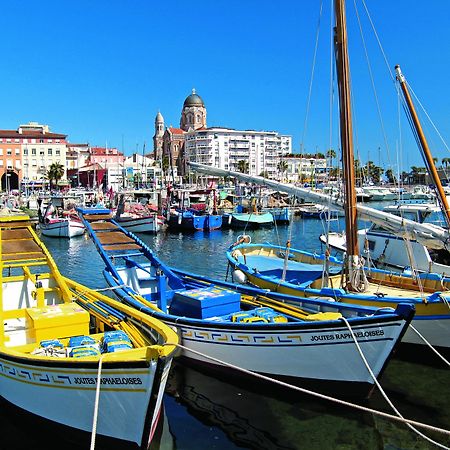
77;207;414;398
167;210;222;231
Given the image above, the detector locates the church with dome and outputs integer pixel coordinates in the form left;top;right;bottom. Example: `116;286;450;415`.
153;89;292;180
153;89;207;177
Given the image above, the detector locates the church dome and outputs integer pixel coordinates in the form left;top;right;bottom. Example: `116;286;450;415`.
183;89;204;107
155;111;164;122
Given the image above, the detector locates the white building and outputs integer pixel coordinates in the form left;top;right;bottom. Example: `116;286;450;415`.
283;156;327;183
185;127;292;178
19;122;68;187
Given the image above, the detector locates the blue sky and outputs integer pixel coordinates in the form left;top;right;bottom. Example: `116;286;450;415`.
0;0;448;171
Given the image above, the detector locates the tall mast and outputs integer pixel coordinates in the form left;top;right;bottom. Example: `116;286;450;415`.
395;65;450;229
334;0;360;286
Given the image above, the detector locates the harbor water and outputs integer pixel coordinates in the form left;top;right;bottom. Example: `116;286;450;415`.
3;215;449;449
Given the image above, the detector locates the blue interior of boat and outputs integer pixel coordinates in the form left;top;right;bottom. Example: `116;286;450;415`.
237;255;340;284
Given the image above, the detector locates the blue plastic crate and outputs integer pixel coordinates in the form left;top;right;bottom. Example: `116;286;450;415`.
170;286;241;319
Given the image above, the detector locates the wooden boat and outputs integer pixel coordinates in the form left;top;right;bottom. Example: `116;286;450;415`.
37;203;84;238
167;210;222;231
226;241;450;354
222;211;274;229
77;207;415;398
262;207;292;224
0;214;178;448
117;212;164;234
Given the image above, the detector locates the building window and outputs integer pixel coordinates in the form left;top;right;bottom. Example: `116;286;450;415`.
48;149;52;155
31;139;36;144
6;138;11;143
15;148;20;155
23;149;28;155
56;149;60;155
32;160;37;166
32;148;36;155
39;139;44;143
0;161;3;166
40;150;45;155
7;149;12;155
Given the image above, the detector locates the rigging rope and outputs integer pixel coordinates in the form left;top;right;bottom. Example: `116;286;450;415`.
300;0;323;152
354;0;393;172
162;342;450;444
340;317;449;449
90;355;105;450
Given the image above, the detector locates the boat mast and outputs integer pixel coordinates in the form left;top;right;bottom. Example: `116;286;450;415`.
395;65;450;229
334;0;361;287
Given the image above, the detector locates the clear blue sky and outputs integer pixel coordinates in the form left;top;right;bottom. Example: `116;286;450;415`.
0;0;448;171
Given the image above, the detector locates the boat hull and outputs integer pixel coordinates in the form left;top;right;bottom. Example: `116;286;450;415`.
118;215;163;233
39;219;85;238
106;273;411;397
0;351;170;447
222;212;274;229
168;213;222;231
227;244;450;351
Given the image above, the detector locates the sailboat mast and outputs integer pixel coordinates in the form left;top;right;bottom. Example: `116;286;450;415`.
334;0;360;262
395;65;450;228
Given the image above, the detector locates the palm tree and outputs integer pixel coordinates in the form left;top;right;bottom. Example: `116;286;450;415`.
277;160;288;182
46;162;65;190
326;149;336;173
236;160;249;174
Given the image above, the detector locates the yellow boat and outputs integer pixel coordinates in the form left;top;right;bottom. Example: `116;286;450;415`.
0;214;178;448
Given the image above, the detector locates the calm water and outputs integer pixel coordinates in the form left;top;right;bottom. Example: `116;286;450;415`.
4;215;450;449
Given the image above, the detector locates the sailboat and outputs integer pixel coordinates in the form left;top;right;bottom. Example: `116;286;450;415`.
191;3;450;356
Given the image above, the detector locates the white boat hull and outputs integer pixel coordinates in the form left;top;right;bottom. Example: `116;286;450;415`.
0;354;168;446
169;319;406;386
39;219;85;238
117;215;162;233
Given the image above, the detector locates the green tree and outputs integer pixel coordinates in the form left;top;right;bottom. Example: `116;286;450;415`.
46;162;65;190
385;169;396;184
237;159;249;174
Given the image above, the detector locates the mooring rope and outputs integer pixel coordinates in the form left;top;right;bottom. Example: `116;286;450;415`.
409;324;450;367
90;355;105;450
340;317;449;449
163;342;450;441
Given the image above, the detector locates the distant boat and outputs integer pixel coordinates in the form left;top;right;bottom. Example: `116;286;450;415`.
222;211;274;229
167;210;222;231
262;207;292;224
116;212;164;233
37;203;84;238
0;213;178;447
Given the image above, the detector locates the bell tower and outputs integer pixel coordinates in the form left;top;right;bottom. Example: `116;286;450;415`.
153;111;164;159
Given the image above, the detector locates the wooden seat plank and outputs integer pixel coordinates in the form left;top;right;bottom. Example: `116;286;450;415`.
83;214;112;221
2;240;42;254
2;252;45;261
103;243;142;251
1;229;33;240
97;232;134;245
91;222;118;231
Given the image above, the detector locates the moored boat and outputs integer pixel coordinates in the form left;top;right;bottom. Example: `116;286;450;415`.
0;214;178;448
226;241;450;355
77;207;415;398
222;211;274;229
